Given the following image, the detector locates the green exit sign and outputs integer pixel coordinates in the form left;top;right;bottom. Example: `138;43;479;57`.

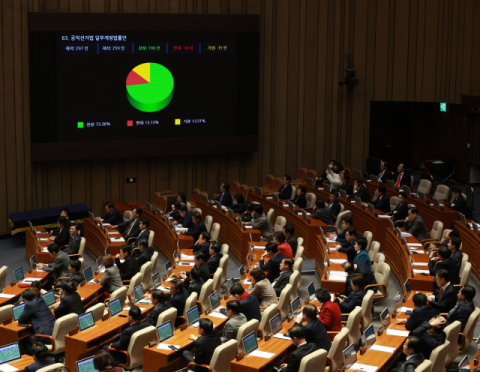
440;102;447;112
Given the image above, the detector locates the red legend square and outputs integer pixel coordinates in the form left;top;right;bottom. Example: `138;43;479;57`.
127;120;133;127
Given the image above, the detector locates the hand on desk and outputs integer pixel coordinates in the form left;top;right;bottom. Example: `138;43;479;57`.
109;225;117;229
172;221;178;225
430;257;439;262
49;236;55;241
396;319;407;324
335;244;342;249
189;334;198;341
180;273;187;280
280;364;287;369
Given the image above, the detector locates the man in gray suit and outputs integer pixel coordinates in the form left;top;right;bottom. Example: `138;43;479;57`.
251;204;273;239
404;208;429;241
63;224;81;255
37;244;70;289
391;336;425;372
274;258;294;296
221;300;247;342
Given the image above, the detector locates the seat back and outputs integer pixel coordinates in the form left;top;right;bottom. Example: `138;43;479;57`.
428;341;449;372
290;186;297;200
128;272;143;298
221;244;229;255
372;252;385;273
126;325;157;369
336;211;351;234
183;292;198;318
293;257;303;273
124;210;132;222
295;246;304;261
261;174;275;192
236;319;260;354
0;266;7;289
205;215;213;233
230;182;240;196
156;307;177;328
297;237;304;247
346;307;362;345
151;251;159;272
288;270;301;302
328;327;349;371
109;286;128;308
37;364;66;372
459;262;471;286
212;268;223;295
220;254;229;282
369;241;380;262
51;313;79;354
210;339;238;372
363;231;372;252
87;303;105;322
198;279;214;312
306;193;316;208
267;208;275;224
460;307;480;351
140;261;153;292
78;238;86;257
443;321;461;365
193;207;202;215
78;258;85;272
186;201;192;212
361;290;375;331
148;231;155;247
430;221;443;241
306;169;317;180
238;184;249;199
278;284;293;321
274;216;287;233
374;263;390;297
190;189;202;208
299;349;328;372
433;185;449;201
415;360;433;372
272;177;283;191
0;305;13;324
460;253;469;274
417;179;432;195
211;223;221;242
293;167;307;184
258;304;279;337
389;196;398;212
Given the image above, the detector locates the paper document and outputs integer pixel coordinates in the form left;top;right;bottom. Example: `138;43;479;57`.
351;201;356;203
366;180;371;182
329;271;348;276
245;226;253;229
432;161;444;164
378;215;391;218
386;329;410;337
250;350;275;359
208;312;227;319
0;364;19;372
23;278;37;283
408;243;422;246
326;238;336;243
412;262;428;266
111;238;125;242
175;227;188;231
413;269;430;274
40;238;49;241
411;250;425;254
123;306;145;311
370;345;396;353
102;223;111;226
138;300;152;305
160;287;170;292
0;294;15;298
272;333;291;340
165;278;175;282
401;232;412;237
399;307;414;313
297;212;311;215
157;344;181;350
42;248;48;252
283;204;289;207
350;363;378;372
254;246;265;249
330;294;335;301
328;276;347;282
266;197;273;199
318;188;324;190
330;259;347;264
181;255;194;260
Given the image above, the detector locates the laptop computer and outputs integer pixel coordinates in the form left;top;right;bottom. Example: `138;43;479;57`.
458;355;469;372
13;267;24;283
459;213;467;226
88;211;95;222
104;247;110;256
187;306;200;326
145;202;153;213
42;290;56;307
418;191;426;203
403;185;411;197
133;284;145;303
76;356;98;372
238;265;245;281
288;201;295;212
226;278;234;294
339;189;348;201
323;184;330;193
363;324;376;349
370;174;379;184
272;194;281;205
78;311;95;332
380;307;391;328
306;177;314;187
290;296;301;315
343;343;357;370
432;197;440;208
157;320;174;343
151;272;161;289
0;342;21;365
200;194;209;204
96;256;104;272
354;196;363;208
307;282;315;301
107;297;123;317
404;279;411;299
209;291;221;310
242;331;259;355
269;313;283;335
165;261;172;277
30;255;37;271
12;303;26;322
84;267;94;283
215;200;222;210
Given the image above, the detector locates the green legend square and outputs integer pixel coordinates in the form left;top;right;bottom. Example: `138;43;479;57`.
77;122;84;128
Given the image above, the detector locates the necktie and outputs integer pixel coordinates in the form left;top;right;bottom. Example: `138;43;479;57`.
379;170;385;179
438;286;444;300
395;173;402;188
220;193;224;201
126;219;136;235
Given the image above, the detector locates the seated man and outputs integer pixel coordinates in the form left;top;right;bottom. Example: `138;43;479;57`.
336;273;366;318
275;175;293;200
390;336;425;372
48;216;70;246
295;304;331;351
273;231;293;258
366;185;390;213
114;245;139;281
172;205;193;229
241;203;254;222
210;181;233;207
110;207;142;241
428;247;459;289
274;258;294;296
103;305;148;364
327;190;341;218
393;163;411;189
37;243;70;289
292;185;307;208
206;242;223;274
68;259;85;287
135;239;155;267
147;289;172;327
278;326;318;372
312;199;336;229
168;280;189;326
396;293;438;331
449;187;467;215
283;224;298;256
392;192;409;223
131;218;150;248
18;281;42;304
182;318;222;372
247;268;278;307
439;228;459;247
18;288;56;355
221;300;247;342
343;261;376;295
259;243;285;282
315;288;342;341
443;285;476;331
54;281;85;318
353;178;371;204
180;252;210;284
182;211;206;242
448;237;463;272
192;232;211;260
25;342;55;372
97;202;123;226
186;267;204;296
429;269;458;314
377;161;394;183
251;204;274;240
168;202;181;221
336;227;356;263
339;169;354;196
229;194;247;213
230;284;261;322
335;216;354;243
404;208;428;241
410;317;446;359
63;224;81;255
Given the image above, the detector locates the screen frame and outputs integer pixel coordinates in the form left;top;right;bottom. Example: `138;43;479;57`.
0;342;21;364
108;298;123;317
78;311;96;332
76;357;97;372
12;303;26;321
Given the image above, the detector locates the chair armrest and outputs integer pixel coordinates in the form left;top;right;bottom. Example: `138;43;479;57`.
59;245;68;250
32;334;55;349
131;248;139;256
187;362;212;372
265;232;274;239
453;284;464;289
458;332;466;350
107;347;130;367
54;277;71;289
176;316;188;325
365;284;388;298
196;301;203;314
126;237;136;244
325;225;337;233
68;254;82;259
103;297;111;304
122;280;131;284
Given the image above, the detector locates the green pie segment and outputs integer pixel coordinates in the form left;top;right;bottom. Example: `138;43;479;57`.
126;63;174;112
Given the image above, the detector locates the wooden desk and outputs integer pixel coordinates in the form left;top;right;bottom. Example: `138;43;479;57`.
0;270;49;307
25;228;52;262
3;355;35;372
84;218;124;258
454;221;480;280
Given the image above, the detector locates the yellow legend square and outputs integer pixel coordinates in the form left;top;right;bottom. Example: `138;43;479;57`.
175;119;181;125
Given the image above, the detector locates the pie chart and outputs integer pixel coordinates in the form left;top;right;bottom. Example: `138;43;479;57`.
126;62;174;112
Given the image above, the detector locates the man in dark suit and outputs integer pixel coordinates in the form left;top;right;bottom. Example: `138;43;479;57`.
430;269;458;313
168;280;190;326
192;232;211;260
63;224;81;255
209;182;233;207
276;175;293;200
110;207;142;241
182;318;222;372
172;204;193;229
336;227;357;263
448;237;463;273
449;187;468;215
393;163;411;189
136;239;155;267
147;289;172;326
54;281;85;318
37;243;70;289
391;336;425;372
182;211;206;242
259;243;285;282
378;161;394;183
274;258;294;296
48;216;70;246
428;247;459;292
295;304;331;351
68;259;85;287
279;326;319;372
25;342;55;372
230;284;261;322
367;185;390;214
343;261;377;295
399;293;438;331
353;178;371;204
114;245;139;281
293;185;307;208
392;192;409;223
335;217;354;243
337;274;366;318
131;218;150;248
97;202;123;225
312;199;336;229
404;208;429;241
104;305;148;364
443;285;476;331
186;267;205;296
180;253;210;284
327;191;341;218
410;318;446;359
283;225;298;256
207;242;223;274
19;288;56;355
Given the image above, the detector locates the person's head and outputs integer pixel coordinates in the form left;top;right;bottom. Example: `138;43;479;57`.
105;202;115;213
340;169;350;181
30;281;42;297
132;207;142;219
350;273;366;291
329;191;339;203
412;293;427;308
333;162;343;173
138;239;148;252
315;199;326;210
427;318;446;335
283;224;294;238
354;236;367;252
209;242;221;256
397;163;405;173
302;303;317;322
139;218;149;231
380;161;388;171
287;325;306;347
451;187;462;199
274;231;286;244
448;237;461;252
328;160;336;169
345;226;356;242
230;284;245;300
151;289;167;306
252;204;263;216
192;211;202;224
172;202;180;212
280;258;294;272
22;288;36;302
32;342;49;362
315;288;332;305
283;175;292;185
119;245;131;259
221;182;230;193
170;279;184;295
57;216;67;228
47;243;60;258
437;246;452;261
343;262;354;275
61;208;71;218
194;252;205;266
70;224;81;237
250;268;266;284
226;300;241;318
435;269;450;288
398;192;407;204
93;350;115;371
355;178;365;187
407;207;418;221
52;368;70;372
459;285;476;302
177;192;186;204
403;336;422;356
190;266;201;281
264;242;278;257
245;203;254;213
377;185;386;196
448;229;460;240
199;232;210;245
341;216;353;231
233;194;245;206
101;254;114;268
198;318;214;336
63;281;76;295
178;204;188;217
297;185;306;196
128;305;141;322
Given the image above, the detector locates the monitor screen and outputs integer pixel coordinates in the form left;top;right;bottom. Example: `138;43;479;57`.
14;268;24;283
165;261;172;275
404;279;411;295
0;343;21;364
76;356;98;372
209;292;220;310
157;321;174;343
380;307;390;328
12;303;26;321
0;284;2;293
242;331;258;355
269;314;282;335
344;343;357;369
239;265;245;276
458;355;469;371
84;267;94;283
104;247;110;255
364;325;376;348
96;256;103;268
187;306;200;326
291;297;301;313
228;208;234;219
152;272;161;287
78;312;95;332
174;368;188;372
307;282;315;299
394;292;402;306
108;298;123;317
227;278;234;290
42;291;56;307
133;285;145;302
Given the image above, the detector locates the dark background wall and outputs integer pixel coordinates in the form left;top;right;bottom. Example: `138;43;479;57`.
0;0;479;235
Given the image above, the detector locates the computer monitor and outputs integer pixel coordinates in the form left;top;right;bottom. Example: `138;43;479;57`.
209;292;221;310
146;202;153;213
394;292;402;313
432;197;440;208
76;356;98;372
228;208;235;219
88;211;95;222
318;226;326;242
370;174;379;184
339;189;348;200
215;200;222;210
30;255;37;271
200;194;209;204
13;267;24;283
254;186;262;196
156;208;163;216
404;279;411;297
0;342;21;365
458;355;469;371
133;284;145;302
187;306;200;326
473;223;479;234
403;185;411;197
226;278;234;292
78;312;95;332
459;213;467;226
363;324;376;348
386;179;395;189
288;201;295;212
388;219;395;231
418;191;426;203
107;297;123;317
165;261;172;277
380;307;391;328
238;265;245;277
306;177;314;187
343;343;357;370
42;291;56;307
307;282;315;301
156;320;174;343
12;303;26;322
301;209;309;223
272;194;280;205
323;184;330;193
354;196;362;208
96;256;103;270
269;313;282;335
290;296;301;314
151;272;161;288
84;267;94;283
104;246;109;256
242;331;258;355
368;203;376;215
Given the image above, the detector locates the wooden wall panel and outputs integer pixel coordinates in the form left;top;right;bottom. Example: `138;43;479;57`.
0;0;476;234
